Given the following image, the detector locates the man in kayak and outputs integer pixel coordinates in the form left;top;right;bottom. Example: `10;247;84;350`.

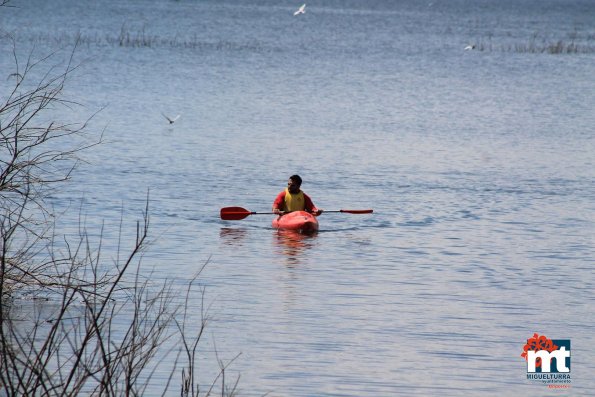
272;175;323;216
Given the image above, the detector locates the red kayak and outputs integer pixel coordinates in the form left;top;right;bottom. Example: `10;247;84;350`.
272;211;319;233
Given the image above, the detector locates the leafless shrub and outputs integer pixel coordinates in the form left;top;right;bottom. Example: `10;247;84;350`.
0;32;100;298
1;2;240;394
1;199;237;396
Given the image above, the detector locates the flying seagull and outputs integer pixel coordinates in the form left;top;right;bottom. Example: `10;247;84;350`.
294;3;306;16
464;44;476;51
162;113;180;124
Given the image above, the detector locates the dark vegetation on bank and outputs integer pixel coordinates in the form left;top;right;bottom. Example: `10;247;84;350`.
0;3;239;396
469;31;595;54
2;23;594;54
2;25;266;53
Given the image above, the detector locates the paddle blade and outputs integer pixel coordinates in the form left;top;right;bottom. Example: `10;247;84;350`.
220;207;252;220
339;209;374;214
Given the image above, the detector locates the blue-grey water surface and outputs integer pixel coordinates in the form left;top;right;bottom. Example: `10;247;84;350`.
1;0;594;395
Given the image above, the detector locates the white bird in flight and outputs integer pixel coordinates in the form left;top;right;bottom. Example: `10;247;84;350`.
294;3;306;16
162;113;180;124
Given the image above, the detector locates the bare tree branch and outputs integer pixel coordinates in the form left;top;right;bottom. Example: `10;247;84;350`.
1;11;241;395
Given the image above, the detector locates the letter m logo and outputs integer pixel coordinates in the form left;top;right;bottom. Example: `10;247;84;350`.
527;340;571;373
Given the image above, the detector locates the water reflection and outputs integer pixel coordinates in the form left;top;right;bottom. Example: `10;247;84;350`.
219;227;248;246
273;229;318;265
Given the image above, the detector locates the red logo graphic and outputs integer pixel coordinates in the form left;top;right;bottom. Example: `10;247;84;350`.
521;333;558;368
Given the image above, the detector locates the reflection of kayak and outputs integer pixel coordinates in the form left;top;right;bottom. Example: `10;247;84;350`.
272;211;319;233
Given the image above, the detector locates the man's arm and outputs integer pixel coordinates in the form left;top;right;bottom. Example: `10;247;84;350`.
272;191;285;214
304;193;322;215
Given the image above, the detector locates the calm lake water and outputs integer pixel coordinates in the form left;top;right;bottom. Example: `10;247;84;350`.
1;0;594;395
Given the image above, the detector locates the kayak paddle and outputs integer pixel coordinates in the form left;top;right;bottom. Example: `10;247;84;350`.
220;206;373;220
220;207;273;220
322;209;373;214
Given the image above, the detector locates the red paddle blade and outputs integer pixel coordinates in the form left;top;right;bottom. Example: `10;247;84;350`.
220;207;252;220
340;209;373;214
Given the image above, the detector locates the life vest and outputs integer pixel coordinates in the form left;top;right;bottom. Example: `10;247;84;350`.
283;188;305;212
